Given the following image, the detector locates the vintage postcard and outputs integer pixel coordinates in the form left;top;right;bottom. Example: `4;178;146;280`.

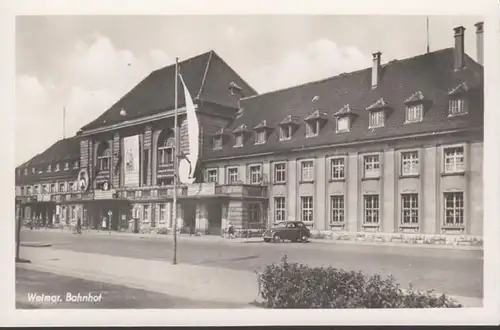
1;0;499;327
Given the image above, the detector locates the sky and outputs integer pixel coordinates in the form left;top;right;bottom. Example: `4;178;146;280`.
15;15;483;166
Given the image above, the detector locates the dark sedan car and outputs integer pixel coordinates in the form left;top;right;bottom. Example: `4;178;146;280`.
262;221;311;243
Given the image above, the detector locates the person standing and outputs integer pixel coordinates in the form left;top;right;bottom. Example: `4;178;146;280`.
227;220;235;239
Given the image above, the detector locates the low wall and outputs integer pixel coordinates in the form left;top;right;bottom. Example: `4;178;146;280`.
309;230;483;247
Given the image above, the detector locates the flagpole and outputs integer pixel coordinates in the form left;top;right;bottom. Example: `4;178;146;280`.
172;57;179;265
426;16;430;53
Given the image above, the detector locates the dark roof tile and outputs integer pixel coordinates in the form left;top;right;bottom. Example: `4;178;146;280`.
204;48;483;160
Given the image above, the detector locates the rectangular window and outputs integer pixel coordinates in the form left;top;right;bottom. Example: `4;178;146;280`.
228;167;239;184
73;161;79;169
449;99;466;116
364;195;380;224
444;147;465;173
306;121;319;138
444;192;464;226
364;154;381;178
301;196;314;223
71;206;76;220
69;182;75;192
274;163;286;183
337;117;350;132
206;169;218;183
143;205;150;222
213;136;222;150
42;185;47;194
27;186;31;195
330;195;345;223
330;158;345;179
406;104;423;122
274;197;286;222
401;151;419;176
255;131;266;144
249;165;262;184
279;126;292;141
159;204;166;223
370;111;385;128
59;182;65;192
98;156;110;171
34;185;39;194
234;134;243;147
301;160;314;182
401;194;419;225
51;184;56;193
20;187;24;196
159;148;173;165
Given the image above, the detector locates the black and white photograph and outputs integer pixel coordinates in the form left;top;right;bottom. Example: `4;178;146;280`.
2;0;500;327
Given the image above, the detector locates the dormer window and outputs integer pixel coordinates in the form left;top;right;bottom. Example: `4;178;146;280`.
234;134;243;147
47;164;52;172
406;104;423;123
306;121;320;137
448;82;469;116
24;168;27;175
334;105;357;133
212;128;229;151
404;91;426;123
213;136;222;150
232;124;249;148
366;98;391;129
253;120;272;145
305;110;327;138
64;162;69;170
280;126;292;140
32;168;35;174
370;111;385;128
278;115;300;141
55;163;60;171
73;161;79;169
449;98;466;116
255;131;266;144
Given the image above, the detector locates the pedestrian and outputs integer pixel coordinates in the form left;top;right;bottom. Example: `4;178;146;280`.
76;217;82;234
227;221;235;239
101;217;107;230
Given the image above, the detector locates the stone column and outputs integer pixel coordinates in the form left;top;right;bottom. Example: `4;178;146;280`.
112;132;120;188
144;125;152;186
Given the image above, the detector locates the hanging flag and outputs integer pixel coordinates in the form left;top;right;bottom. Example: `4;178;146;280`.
178;73;199;184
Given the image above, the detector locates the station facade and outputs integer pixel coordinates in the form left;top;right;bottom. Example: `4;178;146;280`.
16;24;484;238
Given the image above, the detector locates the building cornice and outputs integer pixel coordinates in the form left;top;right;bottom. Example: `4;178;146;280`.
78;105;191;137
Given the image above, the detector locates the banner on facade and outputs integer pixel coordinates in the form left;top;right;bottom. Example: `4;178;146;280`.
123;135;140;187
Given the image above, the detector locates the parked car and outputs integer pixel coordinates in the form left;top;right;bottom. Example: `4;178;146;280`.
262;221;311;243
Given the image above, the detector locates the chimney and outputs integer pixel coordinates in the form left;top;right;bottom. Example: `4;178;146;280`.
371;52;381;89
453;26;466;70
475;21;484;65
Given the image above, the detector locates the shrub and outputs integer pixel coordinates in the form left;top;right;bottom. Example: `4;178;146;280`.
257;255;462;309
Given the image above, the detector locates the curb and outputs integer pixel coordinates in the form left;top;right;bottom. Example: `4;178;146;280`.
20;242;52;248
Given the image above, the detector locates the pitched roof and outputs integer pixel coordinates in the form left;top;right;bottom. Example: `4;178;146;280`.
204;48;483;160
16;137;81;184
80;50;257;132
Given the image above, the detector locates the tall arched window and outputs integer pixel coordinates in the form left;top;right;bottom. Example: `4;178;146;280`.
157;130;174;166
97;141;111;171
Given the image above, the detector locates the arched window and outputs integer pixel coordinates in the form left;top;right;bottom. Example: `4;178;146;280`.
157;130;174;166
97;141;111;171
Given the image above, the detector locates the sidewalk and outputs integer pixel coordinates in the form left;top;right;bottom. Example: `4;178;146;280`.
17;246;483;308
22;227;483;251
18;247;261;307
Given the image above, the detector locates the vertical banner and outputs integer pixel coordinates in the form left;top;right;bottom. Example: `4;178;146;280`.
123;135;140;187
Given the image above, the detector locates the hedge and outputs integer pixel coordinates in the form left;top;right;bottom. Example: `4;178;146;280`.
257;255;462;308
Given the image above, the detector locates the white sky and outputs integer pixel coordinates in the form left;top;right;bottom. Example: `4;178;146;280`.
16;15;482;166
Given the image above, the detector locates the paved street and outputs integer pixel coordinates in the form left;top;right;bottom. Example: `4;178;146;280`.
19;229;483;299
16;267;245;309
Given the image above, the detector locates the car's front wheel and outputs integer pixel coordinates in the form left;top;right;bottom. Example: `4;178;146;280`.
300;233;309;243
273;233;282;243
264;238;271;243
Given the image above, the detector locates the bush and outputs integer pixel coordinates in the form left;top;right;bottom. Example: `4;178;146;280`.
257;255;462;308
